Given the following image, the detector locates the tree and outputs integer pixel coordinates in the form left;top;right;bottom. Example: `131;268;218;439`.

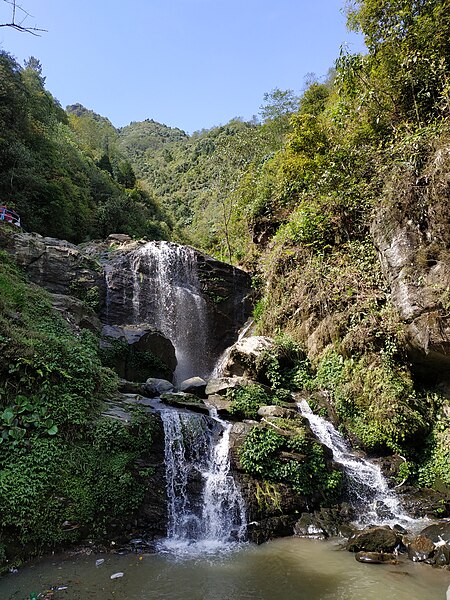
259;88;300;148
0;0;45;35
344;0;450;125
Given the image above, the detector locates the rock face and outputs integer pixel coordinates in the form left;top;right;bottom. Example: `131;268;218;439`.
100;240;253;381
101;324;177;382
2;232;253;383
371;187;450;379
1;231;105;299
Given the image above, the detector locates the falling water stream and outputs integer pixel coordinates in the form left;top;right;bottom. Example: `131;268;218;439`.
130;242;210;384
159;408;246;556
297;399;415;527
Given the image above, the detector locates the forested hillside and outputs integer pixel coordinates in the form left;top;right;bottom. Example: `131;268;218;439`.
0;55;172;242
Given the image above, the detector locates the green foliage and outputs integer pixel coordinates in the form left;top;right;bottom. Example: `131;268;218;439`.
239;424;342;498
256;335;311;391
0;255;156;561
0;409;155;550
312;349;429;454
228;384;274;419
0;56;173;243
417;397;450;491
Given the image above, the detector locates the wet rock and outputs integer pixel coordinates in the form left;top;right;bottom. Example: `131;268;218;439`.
434;545;450;566
98;240;253;370
419;521;450;544
294;506;355;539
207;394;233;417
355;551;397;564
408;534;436;562
160;392;210;415
179;377;207;398
347;526;400;553
398;487;450;519
294;513;327;538
143;378;174;396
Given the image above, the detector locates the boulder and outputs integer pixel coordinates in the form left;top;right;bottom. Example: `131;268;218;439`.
100;324;177;382
355;551;397;564
294;506;355;539
206;394;233;417
205;376;249;396
347;526;400;553
408;534;436;562
222;336;274;379
143;378;174;396
179;377;207;398
293;513;327;539
419;521;450;544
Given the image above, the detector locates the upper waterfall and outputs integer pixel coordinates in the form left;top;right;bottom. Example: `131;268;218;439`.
130;243;210;383
102;240;252;384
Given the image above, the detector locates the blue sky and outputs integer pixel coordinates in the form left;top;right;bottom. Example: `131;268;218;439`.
0;0;365;133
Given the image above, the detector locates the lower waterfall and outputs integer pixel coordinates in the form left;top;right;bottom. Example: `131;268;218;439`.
298;400;414;527
159;408;247;555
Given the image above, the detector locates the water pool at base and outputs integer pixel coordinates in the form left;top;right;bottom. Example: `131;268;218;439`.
1;537;449;600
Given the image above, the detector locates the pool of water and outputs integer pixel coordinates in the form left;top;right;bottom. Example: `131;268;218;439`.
1;537;449;600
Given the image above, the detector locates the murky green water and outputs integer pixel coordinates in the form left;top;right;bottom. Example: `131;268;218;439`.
1;537;449;600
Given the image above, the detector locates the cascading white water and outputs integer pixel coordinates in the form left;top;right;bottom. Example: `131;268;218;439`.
297;400;414;527
211;318;254;378
159;408;247;556
130;242;210;384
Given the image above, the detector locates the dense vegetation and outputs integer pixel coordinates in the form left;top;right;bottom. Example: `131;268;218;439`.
0;55;172;242
0;249;156;566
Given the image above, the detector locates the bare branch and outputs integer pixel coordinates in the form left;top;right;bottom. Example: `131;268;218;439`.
1;0;46;35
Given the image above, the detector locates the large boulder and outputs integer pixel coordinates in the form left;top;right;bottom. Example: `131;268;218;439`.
222;336;274;379
100;324;177;382
347;526;400;553
407;534;436;562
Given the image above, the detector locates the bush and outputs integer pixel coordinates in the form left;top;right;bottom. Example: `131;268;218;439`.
239;424;342;498
228;384;273;419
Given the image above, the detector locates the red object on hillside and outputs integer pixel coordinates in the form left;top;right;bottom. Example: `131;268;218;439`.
0;206;21;227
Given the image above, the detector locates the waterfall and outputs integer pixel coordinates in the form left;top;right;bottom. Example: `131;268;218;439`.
129;242;210;384
159;408;247;555
297;400;414;527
